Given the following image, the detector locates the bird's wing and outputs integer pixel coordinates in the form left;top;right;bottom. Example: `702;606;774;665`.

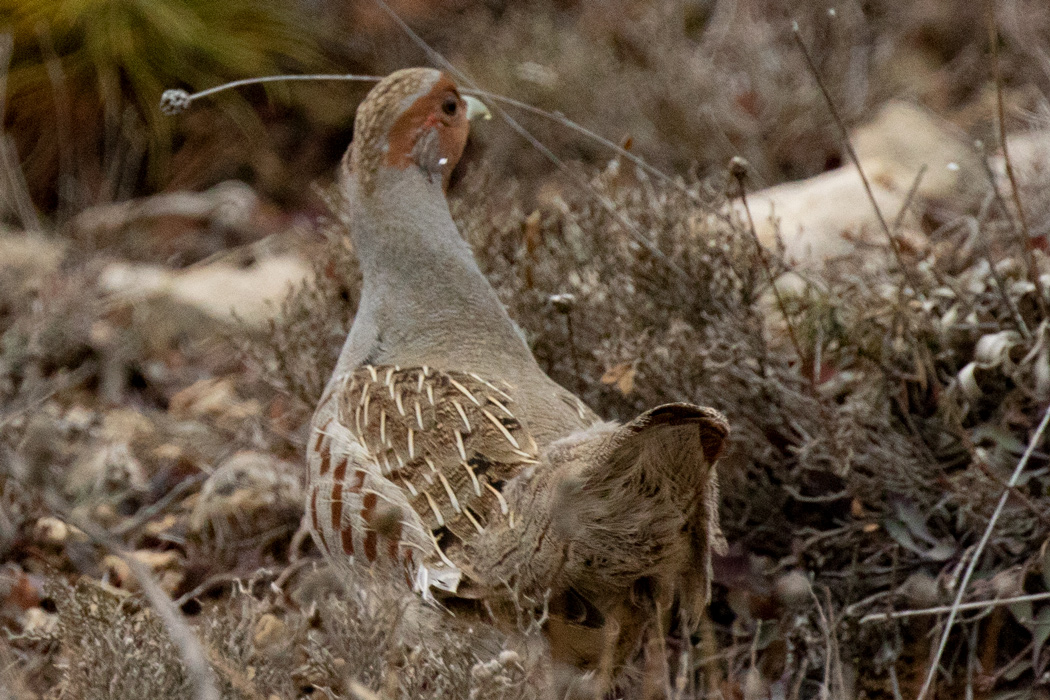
307;364;539;597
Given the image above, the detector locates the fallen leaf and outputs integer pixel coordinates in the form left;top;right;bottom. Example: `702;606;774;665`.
850;498;865;518
601;362;636;395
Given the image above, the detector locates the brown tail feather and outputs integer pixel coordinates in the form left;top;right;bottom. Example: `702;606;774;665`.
465;403;728;669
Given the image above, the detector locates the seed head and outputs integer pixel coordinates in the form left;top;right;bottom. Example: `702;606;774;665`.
160;89;192;115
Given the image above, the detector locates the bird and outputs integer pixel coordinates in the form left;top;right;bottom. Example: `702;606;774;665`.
306;67;729;692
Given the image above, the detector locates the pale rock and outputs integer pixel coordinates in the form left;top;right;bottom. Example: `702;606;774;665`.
130;548;181;571
997;129;1050;175
32;516;69;546
69;180;261;251
735;166;921;265
100;408;156;444
852;101;985;208
169;377;261;423
101;550;183;594
21;606;58;635
772;570;812;609
143;513;179;537
101;554;132;588
98;254;312;342
252;613;289;654
730;100;986;268
901;571;941;609
190;451;301;532
0;233;66;304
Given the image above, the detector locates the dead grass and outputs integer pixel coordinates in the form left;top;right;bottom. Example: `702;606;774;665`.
26;570;533;700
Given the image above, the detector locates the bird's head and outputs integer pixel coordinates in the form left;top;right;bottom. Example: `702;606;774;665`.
346;67;489;195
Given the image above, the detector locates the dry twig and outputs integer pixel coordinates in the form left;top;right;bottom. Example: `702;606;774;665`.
791;22;920;292
984;0;1048;316
730;156;806;370
915;402;1050;700
45;494;221;700
857;590;1050;624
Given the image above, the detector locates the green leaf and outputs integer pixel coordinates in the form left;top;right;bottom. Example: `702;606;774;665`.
882;518;953;561
1041;542;1050;591
1002;657;1033;682
989;691;1032;700
1032;607;1050;660
1008;600;1033;625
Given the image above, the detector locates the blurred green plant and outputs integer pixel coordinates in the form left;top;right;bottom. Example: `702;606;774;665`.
1;0;325;217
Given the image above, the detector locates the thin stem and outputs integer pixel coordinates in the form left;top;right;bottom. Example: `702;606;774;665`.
37;23;77;218
564;312;585;398
465;88;728;221
915;402;1050;700
891;164;926;237
976;155;1031;338
191;73;383;102
791;23;920;293
0;33;10;122
858;590;1050;624
732;160;808;382
985;0;1048;316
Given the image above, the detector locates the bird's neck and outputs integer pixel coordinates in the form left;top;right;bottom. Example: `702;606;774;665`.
338;167;535;372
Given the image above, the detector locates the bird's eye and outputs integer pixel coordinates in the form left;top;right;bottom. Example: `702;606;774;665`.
441;96;458;116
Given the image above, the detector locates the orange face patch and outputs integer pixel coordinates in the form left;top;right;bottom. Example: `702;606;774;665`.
383;74;469;190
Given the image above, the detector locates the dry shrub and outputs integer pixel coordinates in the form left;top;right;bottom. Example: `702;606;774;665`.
311;0;1050;191
451;0;850;186
0;634;37;700
44;581;190;699
241;213;360;409
36;570;532;700
256;152;1050;692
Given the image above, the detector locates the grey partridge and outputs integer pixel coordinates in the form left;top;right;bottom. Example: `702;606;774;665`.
306;67;728;687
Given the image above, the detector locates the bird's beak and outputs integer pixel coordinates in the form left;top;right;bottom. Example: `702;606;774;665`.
464;95;492;122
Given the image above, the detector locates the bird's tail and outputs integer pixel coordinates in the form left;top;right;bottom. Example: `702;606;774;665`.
467;403;729;623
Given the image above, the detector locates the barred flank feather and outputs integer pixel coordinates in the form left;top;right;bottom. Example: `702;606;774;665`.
307;365;538;591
